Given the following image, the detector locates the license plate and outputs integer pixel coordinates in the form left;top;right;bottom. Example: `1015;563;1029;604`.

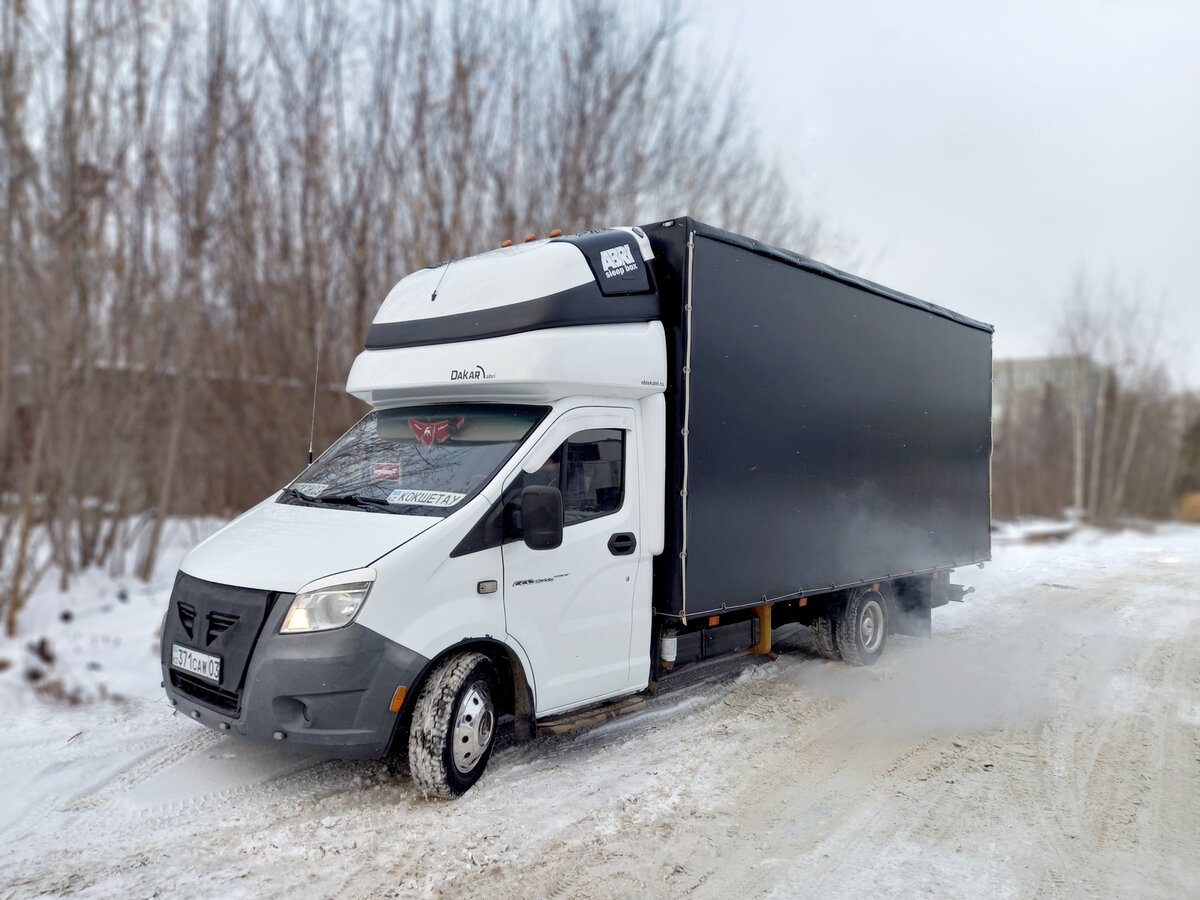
171;643;222;684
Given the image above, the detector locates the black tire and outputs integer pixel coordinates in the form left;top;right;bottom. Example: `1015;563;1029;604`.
408;652;497;798
812;615;841;660
835;585;889;666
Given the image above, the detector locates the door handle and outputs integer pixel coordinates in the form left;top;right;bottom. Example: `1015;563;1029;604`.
607;532;637;556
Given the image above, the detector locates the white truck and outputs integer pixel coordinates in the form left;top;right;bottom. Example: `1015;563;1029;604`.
162;219;992;797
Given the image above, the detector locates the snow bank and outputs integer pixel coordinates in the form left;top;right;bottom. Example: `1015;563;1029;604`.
0;518;224;705
2;520;1200;898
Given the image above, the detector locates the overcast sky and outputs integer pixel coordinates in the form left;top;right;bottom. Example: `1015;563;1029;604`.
696;0;1200;387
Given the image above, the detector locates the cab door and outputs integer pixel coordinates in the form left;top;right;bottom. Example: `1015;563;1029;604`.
501;408;646;716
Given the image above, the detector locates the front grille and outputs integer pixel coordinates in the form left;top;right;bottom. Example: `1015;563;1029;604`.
163;572;280;718
178;602;197;639
171;670;240;714
206;611;239;645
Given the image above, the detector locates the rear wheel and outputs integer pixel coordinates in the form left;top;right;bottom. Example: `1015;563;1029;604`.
836;585;889;666
812;615;841;660
408;652;497;798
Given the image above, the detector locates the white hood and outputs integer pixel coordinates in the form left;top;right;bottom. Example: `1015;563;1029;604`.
181;495;438;592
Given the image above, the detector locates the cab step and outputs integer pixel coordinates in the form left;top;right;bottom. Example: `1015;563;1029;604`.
536;695;646;736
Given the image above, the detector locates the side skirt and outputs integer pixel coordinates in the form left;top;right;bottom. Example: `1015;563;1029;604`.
536;694;646;736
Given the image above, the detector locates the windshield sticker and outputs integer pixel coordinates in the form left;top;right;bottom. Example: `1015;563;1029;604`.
409;416;464;447
291;482;328;498
371;462;400;481
387;489;465;508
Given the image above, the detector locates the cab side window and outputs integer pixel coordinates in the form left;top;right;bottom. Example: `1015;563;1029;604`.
507;428;625;532
562;429;624;524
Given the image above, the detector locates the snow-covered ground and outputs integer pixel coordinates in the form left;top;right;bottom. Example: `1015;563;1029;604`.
3;522;1200;898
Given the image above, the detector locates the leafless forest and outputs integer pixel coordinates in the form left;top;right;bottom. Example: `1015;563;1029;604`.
1;1;1197;632
992;276;1200;524
0;0;818;629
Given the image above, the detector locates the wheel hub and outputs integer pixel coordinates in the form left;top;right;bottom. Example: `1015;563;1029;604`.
860;597;884;652
452;680;494;774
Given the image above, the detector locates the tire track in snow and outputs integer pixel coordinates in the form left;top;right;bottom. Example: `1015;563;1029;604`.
7;526;1200;899
61;725;220;811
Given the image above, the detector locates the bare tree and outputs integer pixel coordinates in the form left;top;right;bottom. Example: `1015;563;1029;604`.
137;1;235;579
1050;273;1176;523
1;0;825;633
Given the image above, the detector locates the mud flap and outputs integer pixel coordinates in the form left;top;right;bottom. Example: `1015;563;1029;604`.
889;575;933;637
890;600;932;637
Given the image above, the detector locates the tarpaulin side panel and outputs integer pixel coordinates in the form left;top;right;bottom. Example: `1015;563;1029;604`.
644;220;992;619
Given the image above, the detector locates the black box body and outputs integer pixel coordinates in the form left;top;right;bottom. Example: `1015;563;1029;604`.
643;219;992;620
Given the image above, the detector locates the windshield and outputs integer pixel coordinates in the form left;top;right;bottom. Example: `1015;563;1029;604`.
279;404;548;516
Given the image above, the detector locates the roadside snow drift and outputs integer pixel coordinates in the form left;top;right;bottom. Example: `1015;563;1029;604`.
3;522;1200;898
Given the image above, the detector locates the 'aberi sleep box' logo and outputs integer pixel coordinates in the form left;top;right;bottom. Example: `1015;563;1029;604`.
600;244;638;278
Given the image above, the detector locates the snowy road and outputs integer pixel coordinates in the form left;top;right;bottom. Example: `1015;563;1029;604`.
3;525;1200;898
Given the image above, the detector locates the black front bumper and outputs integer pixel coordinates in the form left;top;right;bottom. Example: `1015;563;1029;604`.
161;572;429;758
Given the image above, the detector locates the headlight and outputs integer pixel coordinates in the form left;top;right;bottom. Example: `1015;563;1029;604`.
281;568;375;634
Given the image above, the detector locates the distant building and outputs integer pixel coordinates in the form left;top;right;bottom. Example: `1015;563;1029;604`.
992;355;1200;521
990;355;1111;519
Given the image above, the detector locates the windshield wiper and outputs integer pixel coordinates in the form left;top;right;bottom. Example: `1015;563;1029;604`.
317;492;397;511
279;486;319;504
279;487;398;513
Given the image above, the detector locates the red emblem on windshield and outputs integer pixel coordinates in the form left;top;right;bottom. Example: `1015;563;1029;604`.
409;417;463;448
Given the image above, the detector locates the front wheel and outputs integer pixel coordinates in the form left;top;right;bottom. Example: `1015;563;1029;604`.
836;585;889;666
408;652;497;798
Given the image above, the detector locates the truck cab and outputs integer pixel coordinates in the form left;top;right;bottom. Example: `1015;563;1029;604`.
162;227;667;796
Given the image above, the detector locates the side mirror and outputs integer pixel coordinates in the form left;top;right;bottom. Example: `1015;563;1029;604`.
521;485;563;550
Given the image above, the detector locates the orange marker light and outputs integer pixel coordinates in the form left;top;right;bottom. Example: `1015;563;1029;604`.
524;233;536;242
708;615;720;626
500;239;513;248
390;686;407;712
549;229;562;238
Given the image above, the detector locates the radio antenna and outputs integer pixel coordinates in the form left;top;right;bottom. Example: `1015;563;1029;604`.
307;335;322;465
430;258;452;302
